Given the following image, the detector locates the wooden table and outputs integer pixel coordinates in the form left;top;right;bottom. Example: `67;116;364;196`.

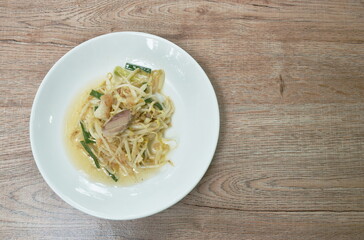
1;1;364;239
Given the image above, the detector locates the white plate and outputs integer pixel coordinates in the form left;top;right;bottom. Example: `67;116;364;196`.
30;32;219;220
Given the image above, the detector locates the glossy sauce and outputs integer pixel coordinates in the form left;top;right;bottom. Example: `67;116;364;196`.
64;81;160;186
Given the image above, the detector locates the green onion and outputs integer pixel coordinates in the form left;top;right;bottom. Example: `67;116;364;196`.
114;66;125;77
125;63;151;73
90;89;103;99
80;141;100;168
144;98;163;110
80;140;118;182
144;98;153;103
154;102;163;110
80;121;95;144
94;106;98;111
105;168;118;182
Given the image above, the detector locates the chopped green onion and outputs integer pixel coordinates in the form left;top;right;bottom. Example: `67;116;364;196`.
114;66;125;77
144;98;153;103
105;168;118;182
94;106;98;111
144;98;163;110
125;63;151;73
80;121;95;144
154;102;163;110
90;89;103;99
80;141;100;168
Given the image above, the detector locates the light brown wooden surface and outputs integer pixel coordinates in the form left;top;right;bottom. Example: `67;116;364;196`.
1;0;364;239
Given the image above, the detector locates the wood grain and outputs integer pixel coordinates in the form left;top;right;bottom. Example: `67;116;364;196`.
1;0;364;239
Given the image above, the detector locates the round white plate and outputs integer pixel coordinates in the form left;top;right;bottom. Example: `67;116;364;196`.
30;32;219;220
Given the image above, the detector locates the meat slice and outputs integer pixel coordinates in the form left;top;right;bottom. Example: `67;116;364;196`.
102;110;132;137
